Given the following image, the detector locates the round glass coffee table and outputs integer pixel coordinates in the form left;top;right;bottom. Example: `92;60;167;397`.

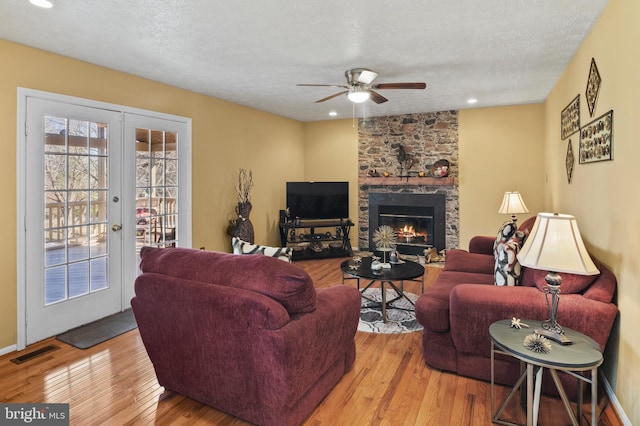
341;256;424;323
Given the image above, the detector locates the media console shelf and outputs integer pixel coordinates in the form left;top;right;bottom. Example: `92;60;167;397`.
279;219;354;261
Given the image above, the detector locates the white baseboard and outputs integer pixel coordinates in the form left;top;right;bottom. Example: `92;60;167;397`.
600;370;631;425
0;344;17;357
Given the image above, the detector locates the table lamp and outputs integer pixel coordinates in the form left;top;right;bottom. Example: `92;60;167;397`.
517;212;599;344
498;191;529;224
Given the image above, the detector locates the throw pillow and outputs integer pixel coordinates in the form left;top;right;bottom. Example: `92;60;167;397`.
232;237;293;263
494;231;525;286
493;221;518;260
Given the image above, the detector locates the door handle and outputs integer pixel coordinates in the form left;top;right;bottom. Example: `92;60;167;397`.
112;224;122;232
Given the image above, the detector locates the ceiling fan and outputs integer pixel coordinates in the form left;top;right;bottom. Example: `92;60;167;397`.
297;68;426;104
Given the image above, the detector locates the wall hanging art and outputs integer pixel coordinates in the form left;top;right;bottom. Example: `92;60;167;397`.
566;140;575;183
561;95;580;139
579;110;613;164
585;58;601;117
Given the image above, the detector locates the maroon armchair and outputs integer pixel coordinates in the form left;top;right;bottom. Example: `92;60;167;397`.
415;217;618;396
132;247;361;426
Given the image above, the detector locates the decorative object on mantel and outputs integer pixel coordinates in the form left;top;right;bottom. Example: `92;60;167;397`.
579;109;613;164
418;170;426;177
396;144;415;182
431;159;450;177
523;333;552;354
367;169;380;177
230;168;255;244
585;57;601;117
561;94;580;139
383;171;390;177
566;140;575;183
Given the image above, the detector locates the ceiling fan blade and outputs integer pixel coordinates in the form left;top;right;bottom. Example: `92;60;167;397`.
369;90;388;104
315;91;349;103
297;84;349;89
373;82;427;90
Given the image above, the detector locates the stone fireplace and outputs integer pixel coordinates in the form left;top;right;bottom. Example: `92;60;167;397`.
358;111;459;252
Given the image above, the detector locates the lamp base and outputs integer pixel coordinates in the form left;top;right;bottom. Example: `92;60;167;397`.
534;327;572;345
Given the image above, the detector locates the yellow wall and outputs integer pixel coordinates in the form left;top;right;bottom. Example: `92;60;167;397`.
543;0;639;422
0;40;305;348
302;119;359;248
458;104;546;247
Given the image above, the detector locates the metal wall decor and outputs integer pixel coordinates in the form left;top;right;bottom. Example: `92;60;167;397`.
565;140;574;183
561;95;580;139
585;58;601;117
579;110;613;164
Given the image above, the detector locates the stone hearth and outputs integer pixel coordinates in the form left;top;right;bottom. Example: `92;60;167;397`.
358;111;459;251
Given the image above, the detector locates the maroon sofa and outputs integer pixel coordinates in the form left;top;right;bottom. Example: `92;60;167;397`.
415;217;618;395
131;247;361;426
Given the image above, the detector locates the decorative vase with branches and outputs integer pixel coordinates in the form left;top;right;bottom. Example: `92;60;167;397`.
231;169;255;243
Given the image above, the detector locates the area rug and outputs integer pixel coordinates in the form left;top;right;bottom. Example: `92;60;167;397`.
57;309;137;349
358;288;423;334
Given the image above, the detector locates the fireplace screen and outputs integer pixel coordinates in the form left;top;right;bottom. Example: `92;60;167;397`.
379;213;434;250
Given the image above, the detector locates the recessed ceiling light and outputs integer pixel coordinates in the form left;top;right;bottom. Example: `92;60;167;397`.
29;0;53;8
467;98;478;104
328;111;338;117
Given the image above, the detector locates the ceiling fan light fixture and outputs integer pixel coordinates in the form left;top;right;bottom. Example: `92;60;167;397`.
29;0;53;8
347;88;370;103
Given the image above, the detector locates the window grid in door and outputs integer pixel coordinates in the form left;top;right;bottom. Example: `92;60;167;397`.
43;116;109;305
135;128;178;249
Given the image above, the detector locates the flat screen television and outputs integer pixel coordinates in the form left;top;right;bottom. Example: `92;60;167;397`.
286;181;349;220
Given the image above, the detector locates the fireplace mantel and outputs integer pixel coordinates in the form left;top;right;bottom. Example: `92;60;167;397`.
358;176;456;187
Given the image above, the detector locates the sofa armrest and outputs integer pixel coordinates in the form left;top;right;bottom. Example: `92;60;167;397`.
449;284;618;356
468;236;495;255
252;285;361;411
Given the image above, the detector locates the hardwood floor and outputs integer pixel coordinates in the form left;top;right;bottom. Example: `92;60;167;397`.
0;257;622;425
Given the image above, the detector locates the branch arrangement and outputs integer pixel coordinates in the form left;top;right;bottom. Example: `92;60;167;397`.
236;169;254;204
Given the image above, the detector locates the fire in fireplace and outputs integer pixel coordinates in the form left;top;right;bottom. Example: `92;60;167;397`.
379;213;432;247
368;192;446;255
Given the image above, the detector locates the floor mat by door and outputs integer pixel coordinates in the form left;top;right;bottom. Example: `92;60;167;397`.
56;309;137;349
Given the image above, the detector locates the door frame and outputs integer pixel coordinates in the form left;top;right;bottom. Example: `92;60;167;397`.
16;88;192;350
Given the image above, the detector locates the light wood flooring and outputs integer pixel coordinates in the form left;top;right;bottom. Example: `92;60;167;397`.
0;257;622;425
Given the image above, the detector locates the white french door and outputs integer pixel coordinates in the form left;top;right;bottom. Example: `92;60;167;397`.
18;90;192;347
24;98;123;345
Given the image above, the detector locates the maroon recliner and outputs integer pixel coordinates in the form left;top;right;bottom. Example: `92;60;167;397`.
132;247;361;426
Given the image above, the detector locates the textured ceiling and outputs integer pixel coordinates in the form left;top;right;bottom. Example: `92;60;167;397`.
1;0;608;122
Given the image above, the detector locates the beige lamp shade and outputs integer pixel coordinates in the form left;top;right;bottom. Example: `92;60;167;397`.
517;212;599;275
498;191;530;215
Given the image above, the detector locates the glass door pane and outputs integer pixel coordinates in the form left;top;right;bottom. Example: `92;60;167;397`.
44;116;109;305
135;127;178;250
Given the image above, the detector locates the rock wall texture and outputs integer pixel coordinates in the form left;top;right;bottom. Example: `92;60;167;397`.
358;111;459;250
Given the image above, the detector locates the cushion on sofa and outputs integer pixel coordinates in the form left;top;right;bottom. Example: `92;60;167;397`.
140;246;316;313
232;237;292;262
443;249;496;274
494;231;525;286
520;267;598;294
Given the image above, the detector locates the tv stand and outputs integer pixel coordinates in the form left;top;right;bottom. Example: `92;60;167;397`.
279;219;354;261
